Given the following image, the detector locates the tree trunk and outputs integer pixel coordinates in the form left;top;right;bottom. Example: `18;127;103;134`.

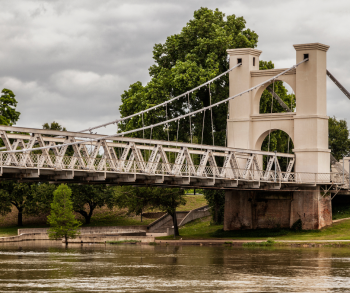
78;208;93;225
194;188;196;195
141;209;143;222
171;211;179;238
17;208;23;226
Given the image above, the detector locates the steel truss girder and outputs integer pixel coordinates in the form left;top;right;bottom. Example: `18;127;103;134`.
0;127;303;186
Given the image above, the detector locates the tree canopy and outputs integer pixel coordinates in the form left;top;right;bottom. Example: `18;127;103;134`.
119;7;258;147
0;181;55;226
0;89;20;126
329;116;350;160
70;184;115;224
115;186;185;236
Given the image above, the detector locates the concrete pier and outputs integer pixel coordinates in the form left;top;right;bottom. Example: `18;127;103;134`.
224;188;332;230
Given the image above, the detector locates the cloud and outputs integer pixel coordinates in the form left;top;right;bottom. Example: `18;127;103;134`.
0;0;349;134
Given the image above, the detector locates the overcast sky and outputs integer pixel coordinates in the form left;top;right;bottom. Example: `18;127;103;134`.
0;0;349;135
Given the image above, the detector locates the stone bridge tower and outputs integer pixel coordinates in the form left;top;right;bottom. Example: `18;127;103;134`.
224;43;332;230
226;43;330;174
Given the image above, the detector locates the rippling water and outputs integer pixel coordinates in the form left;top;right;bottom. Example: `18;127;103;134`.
1;241;350;292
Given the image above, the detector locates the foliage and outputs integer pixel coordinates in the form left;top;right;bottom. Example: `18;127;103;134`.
203;189;225;224
115;186;186;236
47;184;81;244
69;184;115;224
0;181;35;226
0;88;20;126
114;186;155;222
119;7;258;149
149;188;186;237
242;238;275;246
328;116;350;160
42;121;67;132
0;181;55;226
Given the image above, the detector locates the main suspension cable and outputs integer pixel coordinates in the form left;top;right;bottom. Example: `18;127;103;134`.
78;63;243;134
6;58;308;154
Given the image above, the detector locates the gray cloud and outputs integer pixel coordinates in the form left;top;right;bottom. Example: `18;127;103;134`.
0;0;349;135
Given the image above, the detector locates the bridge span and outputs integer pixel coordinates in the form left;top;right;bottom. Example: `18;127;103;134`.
1;42;350;231
0;126;342;189
0;126;343;189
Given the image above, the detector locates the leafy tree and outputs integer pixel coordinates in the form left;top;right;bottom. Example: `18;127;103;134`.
203;189;225;224
119;7;258;149
47;184;81;244
69;184;115;224
0;88;20;126
329;116;350;160
114;186;154;222
43;121;67;132
0;181;35;226
0;181;55;226
118;8;257;225
115;186;185;237
150;188;186;237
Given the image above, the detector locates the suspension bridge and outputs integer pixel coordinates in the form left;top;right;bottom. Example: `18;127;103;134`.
1;42;349;230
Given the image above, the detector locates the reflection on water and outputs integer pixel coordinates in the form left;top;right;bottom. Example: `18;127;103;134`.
0;242;350;292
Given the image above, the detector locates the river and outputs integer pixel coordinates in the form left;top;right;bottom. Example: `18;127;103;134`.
0;242;350;292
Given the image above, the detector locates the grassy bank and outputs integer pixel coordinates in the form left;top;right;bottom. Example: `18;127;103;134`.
157;216;350;241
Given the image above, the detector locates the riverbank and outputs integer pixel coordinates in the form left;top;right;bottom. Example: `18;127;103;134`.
0;194;207;237
156;216;350;241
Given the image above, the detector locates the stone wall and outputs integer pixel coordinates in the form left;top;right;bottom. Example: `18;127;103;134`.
224;187;332;230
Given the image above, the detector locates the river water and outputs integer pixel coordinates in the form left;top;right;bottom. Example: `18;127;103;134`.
1;242;350;292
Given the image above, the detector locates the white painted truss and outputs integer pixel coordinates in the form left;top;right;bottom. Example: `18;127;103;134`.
0;126;343;188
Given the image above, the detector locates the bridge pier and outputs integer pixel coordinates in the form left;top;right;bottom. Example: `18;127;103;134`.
224;187;332;230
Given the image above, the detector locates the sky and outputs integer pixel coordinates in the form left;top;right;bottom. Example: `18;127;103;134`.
0;0;349;135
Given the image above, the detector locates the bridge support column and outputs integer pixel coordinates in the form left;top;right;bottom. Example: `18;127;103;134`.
224;187;332;230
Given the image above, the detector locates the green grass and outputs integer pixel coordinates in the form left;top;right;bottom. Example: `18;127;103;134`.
0;224;49;237
85;212;154;227
157;216;350;241
177;194;207;211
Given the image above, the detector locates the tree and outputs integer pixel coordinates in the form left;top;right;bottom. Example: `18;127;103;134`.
69;184;115;224
0;181;55;226
115;186;186;237
117;8;257;225
114;186;156;222
329;116;350;160
119;7;258;149
47;184;81;244
151;188;186;237
203;189;225;224
0;181;34;226
0;88;20;126
43;121;67;132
